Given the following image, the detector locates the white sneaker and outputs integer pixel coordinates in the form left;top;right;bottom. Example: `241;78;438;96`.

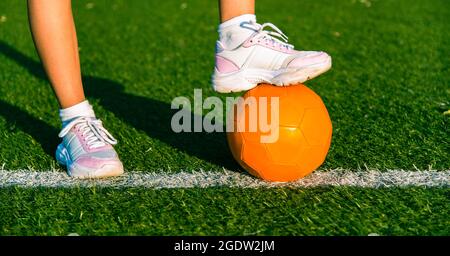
212;22;332;93
56;117;124;178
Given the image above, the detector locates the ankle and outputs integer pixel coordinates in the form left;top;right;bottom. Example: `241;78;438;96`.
218;14;257;50
59;100;96;128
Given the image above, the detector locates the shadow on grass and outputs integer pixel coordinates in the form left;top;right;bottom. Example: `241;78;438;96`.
0;100;60;157
0;40;238;169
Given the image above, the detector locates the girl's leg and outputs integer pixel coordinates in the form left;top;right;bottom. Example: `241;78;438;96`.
27;0;123;178
28;0;84;109
219;0;255;22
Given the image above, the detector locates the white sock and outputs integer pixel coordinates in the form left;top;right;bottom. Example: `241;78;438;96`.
59;100;96;128
218;14;257;50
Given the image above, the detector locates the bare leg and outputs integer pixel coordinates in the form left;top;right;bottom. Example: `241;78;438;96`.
219;0;255;22
28;0;85;109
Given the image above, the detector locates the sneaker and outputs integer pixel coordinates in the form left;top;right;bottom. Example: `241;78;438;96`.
213;22;332;93
56;117;124;178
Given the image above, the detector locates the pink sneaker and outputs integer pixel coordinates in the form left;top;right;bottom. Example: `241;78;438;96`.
56;117;124;178
213;22;332;93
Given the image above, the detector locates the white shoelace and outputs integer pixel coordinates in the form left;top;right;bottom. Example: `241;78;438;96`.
243;21;294;51
59;117;118;149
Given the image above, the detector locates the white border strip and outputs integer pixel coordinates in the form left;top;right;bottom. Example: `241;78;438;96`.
0;169;448;188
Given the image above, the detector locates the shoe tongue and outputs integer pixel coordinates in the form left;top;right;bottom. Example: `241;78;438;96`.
77;118;105;142
63;116;96;130
74;117;95;129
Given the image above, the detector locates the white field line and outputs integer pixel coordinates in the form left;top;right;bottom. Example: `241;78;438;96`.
0;169;448;189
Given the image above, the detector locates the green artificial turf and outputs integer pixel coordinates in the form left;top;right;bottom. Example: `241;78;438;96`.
0;0;448;235
1;187;449;236
0;0;448;171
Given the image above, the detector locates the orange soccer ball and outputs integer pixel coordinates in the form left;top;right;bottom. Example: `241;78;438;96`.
227;84;332;182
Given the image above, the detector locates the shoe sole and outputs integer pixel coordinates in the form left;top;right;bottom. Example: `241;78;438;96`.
56;144;124;179
212;56;332;93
